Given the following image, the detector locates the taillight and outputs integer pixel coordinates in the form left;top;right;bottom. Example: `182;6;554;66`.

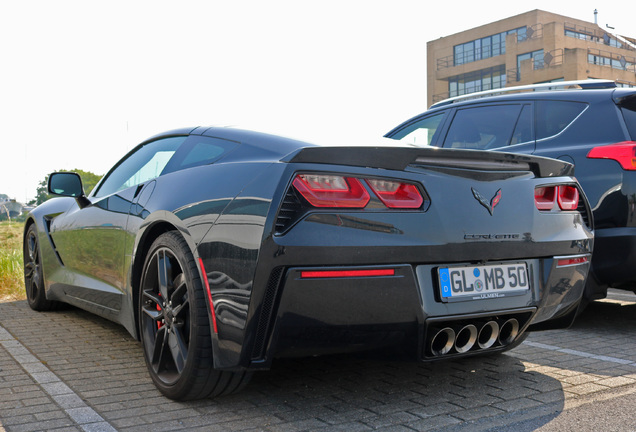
556;256;589;267
366;179;423;209
557;185;579;211
293;174;370;208
534;186;556;210
587;141;636;170
535;185;579;211
300;268;396;278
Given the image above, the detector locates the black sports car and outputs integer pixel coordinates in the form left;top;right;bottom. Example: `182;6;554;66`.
24;127;593;400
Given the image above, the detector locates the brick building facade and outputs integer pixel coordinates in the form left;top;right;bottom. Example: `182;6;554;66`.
427;9;636;106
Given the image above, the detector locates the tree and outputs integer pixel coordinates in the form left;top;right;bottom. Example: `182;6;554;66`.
31;176;50;206
73;169;102;196
30;169;103;206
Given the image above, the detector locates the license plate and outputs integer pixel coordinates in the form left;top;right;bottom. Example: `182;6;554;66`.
438;262;529;302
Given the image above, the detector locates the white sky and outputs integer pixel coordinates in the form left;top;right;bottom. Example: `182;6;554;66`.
1;1;633;203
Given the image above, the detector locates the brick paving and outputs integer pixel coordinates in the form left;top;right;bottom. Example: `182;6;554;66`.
0;290;635;431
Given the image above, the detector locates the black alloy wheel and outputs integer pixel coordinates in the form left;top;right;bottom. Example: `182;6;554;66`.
139;231;251;400
23;224;58;311
140;246;191;386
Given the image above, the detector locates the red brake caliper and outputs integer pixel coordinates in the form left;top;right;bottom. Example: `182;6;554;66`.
157;293;163;329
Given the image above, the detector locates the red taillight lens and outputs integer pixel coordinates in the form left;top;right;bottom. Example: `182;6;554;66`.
366;179;423;209
301;268;396;278
557;185;579;210
534;186;556;210
587;141;636;170
556;256;589;267
293;174;370;208
535;185;579;211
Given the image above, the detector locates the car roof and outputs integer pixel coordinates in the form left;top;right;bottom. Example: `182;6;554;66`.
427;87;636;113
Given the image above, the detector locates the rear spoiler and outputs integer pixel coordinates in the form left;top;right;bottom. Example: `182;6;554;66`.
613;91;636;109
283;146;573;178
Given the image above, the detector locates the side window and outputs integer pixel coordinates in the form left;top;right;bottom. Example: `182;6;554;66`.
390;112;446;147
94;136;186;198
122;151;173;190
443;105;523;150
535;101;587;140
162;136;239;175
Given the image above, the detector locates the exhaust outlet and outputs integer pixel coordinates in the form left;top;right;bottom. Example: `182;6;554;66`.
430;327;455;356
454;325;477;353
424;309;534;359
478;321;499;349
499;318;519;345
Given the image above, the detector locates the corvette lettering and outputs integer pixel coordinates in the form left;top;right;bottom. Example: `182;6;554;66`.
464;233;520;240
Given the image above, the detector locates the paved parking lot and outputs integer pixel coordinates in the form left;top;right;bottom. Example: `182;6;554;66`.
1;290;636;432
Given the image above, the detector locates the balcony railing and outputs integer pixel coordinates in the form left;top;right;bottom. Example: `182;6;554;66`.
616;80;636;88
588;48;636;72
565;22;636;52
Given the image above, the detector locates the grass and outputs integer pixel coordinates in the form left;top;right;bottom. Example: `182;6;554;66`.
0;221;26;302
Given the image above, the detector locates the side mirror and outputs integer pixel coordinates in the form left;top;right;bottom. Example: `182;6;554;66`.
48;172;90;208
48;172;84;197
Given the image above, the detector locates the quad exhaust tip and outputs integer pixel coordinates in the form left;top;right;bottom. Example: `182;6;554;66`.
455;324;477;353
498;318;519;345
430;327;455;356
429;318;521;357
478;320;499;349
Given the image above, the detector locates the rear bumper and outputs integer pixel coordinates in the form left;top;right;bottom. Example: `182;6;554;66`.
258;254;589;365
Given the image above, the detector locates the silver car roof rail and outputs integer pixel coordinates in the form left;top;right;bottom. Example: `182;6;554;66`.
430;79;617;108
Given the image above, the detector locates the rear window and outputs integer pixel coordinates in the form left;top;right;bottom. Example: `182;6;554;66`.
162;136;238;175
443;104;527;150
619;96;636;140
535;101;587;140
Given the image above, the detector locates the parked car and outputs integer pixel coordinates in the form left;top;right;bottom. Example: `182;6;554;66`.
24;127;592;400
386;80;636;303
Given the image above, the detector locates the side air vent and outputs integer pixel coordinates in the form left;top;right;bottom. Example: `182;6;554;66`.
251;267;284;361
576;192;593;230
275;187;304;234
43;217;65;266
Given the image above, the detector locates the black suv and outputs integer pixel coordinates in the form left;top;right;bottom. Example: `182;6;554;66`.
386;80;636;303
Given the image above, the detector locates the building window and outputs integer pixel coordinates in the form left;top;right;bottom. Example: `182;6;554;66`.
566;28;626;49
565;29;601;43
453;27;526;66
517;50;545;70
448;65;506;97
588;53;634;71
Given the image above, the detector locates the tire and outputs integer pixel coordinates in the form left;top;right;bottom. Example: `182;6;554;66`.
23;224;59;311
138;231;251;400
